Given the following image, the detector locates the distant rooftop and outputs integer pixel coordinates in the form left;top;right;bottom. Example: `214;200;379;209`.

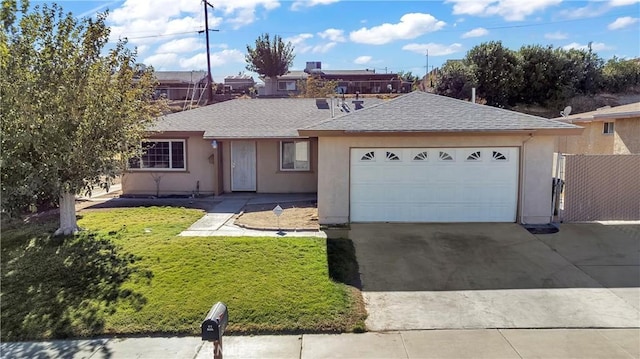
154;71;207;83
554;102;640;122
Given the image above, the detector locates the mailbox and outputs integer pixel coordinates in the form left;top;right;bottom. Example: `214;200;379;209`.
201;302;228;341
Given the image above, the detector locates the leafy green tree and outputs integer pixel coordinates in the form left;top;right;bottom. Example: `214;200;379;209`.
564;46;603;95
1;2;160;235
295;75;338;98
434;60;477;100
602;56;640;93
465;41;523;107
245;33;295;79
519;45;564;105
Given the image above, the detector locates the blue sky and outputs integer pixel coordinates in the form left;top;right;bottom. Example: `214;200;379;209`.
33;0;640;82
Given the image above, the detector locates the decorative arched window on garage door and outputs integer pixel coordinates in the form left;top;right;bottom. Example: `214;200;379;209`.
439;151;454;161
386;151;400;161
360;151;375;161
466;151;481;161
492;151;508;161
413;151;429;161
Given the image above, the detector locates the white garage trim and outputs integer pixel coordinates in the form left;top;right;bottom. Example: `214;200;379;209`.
350;147;519;222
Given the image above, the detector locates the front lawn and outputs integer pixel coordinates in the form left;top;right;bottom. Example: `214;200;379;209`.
0;207;365;341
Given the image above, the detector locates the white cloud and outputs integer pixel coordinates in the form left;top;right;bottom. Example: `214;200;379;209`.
143;53;180;70
349;13;446;45
608;16;639;30
284;33;314;53
446;0;562;21
402;43;464;56
558;2;611;20
312;42;337;53
291;0;340;11
144;49;245;71
285;33;314;46
108;0;279;44
544;31;569;40
136;44;150;56
608;0;640;6
156;38;204;54
461;27;488;38
562;42;615;51
354;56;372;65
317;28;346;42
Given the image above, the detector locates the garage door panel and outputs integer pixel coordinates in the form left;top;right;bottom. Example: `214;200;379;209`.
350;147;519;223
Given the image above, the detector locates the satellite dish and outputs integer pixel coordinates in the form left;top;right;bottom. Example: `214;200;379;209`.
560;106;572;117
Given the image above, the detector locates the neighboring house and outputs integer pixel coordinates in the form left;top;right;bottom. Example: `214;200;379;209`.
154;71;208;101
261;61;402;97
554;102;640;154
123;91;582;225
223;74;255;94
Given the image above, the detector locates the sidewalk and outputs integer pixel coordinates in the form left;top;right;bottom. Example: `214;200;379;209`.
2;329;638;359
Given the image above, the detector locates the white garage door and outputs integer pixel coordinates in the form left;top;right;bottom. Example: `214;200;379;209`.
350;147;519;222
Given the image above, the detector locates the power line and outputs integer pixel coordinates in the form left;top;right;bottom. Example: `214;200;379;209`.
124;30;204;41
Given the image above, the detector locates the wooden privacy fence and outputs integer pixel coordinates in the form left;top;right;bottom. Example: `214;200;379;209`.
563;154;640;222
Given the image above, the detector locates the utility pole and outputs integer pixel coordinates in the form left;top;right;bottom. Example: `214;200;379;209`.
425;49;429;89
201;0;218;104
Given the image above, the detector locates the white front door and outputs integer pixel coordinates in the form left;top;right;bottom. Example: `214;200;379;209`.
231;141;256;191
350;147;519;222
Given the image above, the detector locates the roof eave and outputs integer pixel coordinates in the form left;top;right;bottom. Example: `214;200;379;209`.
592;111;640;120
298;128;584;137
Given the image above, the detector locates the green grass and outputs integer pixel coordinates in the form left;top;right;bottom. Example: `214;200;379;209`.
1;207;365;341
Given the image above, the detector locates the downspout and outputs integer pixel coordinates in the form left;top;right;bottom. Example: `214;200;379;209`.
519;133;534;224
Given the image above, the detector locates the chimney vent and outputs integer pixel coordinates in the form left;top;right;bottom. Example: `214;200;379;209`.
315;98;329;109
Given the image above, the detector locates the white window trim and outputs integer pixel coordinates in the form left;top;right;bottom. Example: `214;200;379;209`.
130;139;187;171
279;140;310;171
603;122;615;135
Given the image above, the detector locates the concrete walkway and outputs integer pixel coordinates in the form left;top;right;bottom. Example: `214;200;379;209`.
179;194;325;238
2;329;638;358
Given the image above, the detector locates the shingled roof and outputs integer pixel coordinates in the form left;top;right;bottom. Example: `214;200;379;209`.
150;97;381;138
302;91;582;134
554;102;640;122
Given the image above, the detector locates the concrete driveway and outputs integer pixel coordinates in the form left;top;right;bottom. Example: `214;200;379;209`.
340;223;639;331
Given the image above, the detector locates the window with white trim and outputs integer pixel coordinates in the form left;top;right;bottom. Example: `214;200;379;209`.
603;122;614;134
280;140;310;171
278;81;297;91
129;140;186;170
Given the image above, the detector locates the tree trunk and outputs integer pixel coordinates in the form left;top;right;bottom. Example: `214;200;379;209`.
54;190;79;236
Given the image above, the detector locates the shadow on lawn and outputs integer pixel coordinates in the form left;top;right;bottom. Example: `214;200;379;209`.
327;238;362;289
1;230;149;342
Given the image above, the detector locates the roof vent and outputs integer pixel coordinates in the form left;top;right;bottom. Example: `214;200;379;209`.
315;98;329;109
352;100;364;110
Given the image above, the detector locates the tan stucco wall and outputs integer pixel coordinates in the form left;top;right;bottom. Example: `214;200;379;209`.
317;135;556;225
557;121;614;154
614;117;640;154
122;134;217;196
221;139;318;193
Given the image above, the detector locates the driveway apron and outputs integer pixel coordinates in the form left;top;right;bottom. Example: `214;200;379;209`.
343;223;640;331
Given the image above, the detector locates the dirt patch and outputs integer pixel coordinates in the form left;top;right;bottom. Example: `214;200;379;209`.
235;201;318;231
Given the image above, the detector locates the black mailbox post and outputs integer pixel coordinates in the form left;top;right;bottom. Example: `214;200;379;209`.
202;302;228;359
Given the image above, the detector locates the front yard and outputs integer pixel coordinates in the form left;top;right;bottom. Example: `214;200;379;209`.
0;207;365;341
